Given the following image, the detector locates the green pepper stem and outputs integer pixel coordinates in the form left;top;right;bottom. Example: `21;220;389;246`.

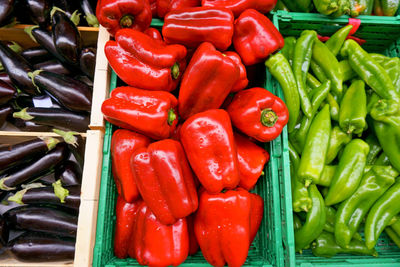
168;109;177;126
13;108;34;121
304;179;312;188
120;14;134;28
171;63;180;80
260;108;278;127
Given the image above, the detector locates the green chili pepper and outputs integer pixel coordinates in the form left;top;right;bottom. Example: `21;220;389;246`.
323;206;337;233
330;0;351;17
385;227;400;249
266;53;300;133
369;53;390;65
293;213;303;230
280;37;297;66
293;30;317;118
325;25;353;56
365;134;382;165
339;60;357;82
312;231;378;258
335;165;398;248
339;80;367;135
326;126;352;164
381;57;400;95
324;93;340;122
367;92;381;114
318;165;337;187
365;178;400;249
306;73;321;90
374;0;400;16
314;0;339;14
282;0;314;12
371;99;400;172
375;152;391;166
295;184;326;252
310;60;328;84
298;105;331;186
325;139;369;206
274;0;291;11
341;40;400;103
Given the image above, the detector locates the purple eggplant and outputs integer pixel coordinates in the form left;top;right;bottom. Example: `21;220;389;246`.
53;129;85;168
21;47;51;64
0;214;9;245
0;41;22;71
0;41;39;96
0;0;14;26
75;74;93;87
0;80;15;105
9;232;75;261
22;0;52;27
13;107;89;132
55;160;82;186
0;72;12;86
79;47;96;79
0;142;68;190
11;119;53;132
33;59;71;75
29;70;92;112
0;105;12;128
80;0;98;27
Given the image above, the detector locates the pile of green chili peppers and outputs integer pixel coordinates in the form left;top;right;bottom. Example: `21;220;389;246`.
266;24;400;258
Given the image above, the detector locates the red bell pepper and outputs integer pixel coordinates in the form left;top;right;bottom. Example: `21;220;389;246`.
178;42;239;120
96;0;152;37
227;87;289;142
101;86;178;140
187;214;199;255
233;9;284;66
224;51;249;92
111;129;150;203
162;7;235;51
144;27;164;43
131;139;198;225
128;201;189;266
114;196;142;259
150;0;158;17
180;109;240;194
105;29;187;92
157;0;201;18
235;132;269;190
194;188;264;267
202;0;277;17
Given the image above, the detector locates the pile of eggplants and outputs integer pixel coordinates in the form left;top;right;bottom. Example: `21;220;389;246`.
0;134;84;261
0;0;98;27
0;5;96;132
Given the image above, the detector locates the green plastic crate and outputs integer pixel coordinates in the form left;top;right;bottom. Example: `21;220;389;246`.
92;19;289;267
271;11;400;267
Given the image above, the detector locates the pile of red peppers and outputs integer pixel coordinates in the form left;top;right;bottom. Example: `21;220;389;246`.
98;0;289;266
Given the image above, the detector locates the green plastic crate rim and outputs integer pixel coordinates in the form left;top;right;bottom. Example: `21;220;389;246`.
272;10;400;267
92;18;288;267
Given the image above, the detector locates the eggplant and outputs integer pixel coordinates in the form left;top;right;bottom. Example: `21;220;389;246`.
8;181;80;211
53;129;85;168
29;70;92;112
0;41;22;71
0;142;68;190
33;59;71;75
0;137;60;172
55;160;82;186
79;47;96;79
80;0;98;27
11;119;53;132
13;107;89;132
0;0;14;26
75;74;93;87
9;232;75;261
0;80;15;105
37;172;55;185
0;214;9;245
0;72;12;86
20;47;51;64
53;0;79;18
22;0;52;27
0;42;39;96
0;105;12;128
5;206;77;237
51;7;82;67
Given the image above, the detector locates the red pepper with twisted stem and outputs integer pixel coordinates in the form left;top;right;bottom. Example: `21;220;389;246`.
202;0;277;17
111;129;150;203
131;139;198;225
157;0;201;18
194;188;264;267
162;7;234;51
178;42;239;120
234;132;269;190
225;51;249;92
227;87;289;142
96;0;152;37
128;201;189;266
101;86;178;140
180;109;240;194
233;9;284;66
105;29;187;92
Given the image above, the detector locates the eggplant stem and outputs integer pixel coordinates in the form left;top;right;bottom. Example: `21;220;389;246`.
24;25;39;43
28;70;42;92
52;180;69;203
0;177;16;191
70;10;81;26
8;189;27;204
50;6;66;19
40;137;60;151
85;14;99;27
13;108;34;121
53;129;79;147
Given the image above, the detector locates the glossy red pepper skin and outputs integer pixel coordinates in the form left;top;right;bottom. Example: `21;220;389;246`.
101;86;178;140
157;0;201;18
194;188;264;267
131;139;198;225
114;196;142;259
128;201;189;266
233;9;284;66
187;214;199;255
202;0;277;17
111;129;150;203
227;87;289;142
225;51;249;92
178;42;239;120
96;0;152;37
150;0;158;17
105;29;187;92
180;109;240;194
144;27;164;42
235;132;269;190
162;7;235;51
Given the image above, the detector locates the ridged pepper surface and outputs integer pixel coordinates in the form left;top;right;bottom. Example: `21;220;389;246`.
201;0;277;17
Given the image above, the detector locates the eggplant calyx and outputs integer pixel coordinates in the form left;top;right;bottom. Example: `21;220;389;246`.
85;14;99;27
0;177;16;191
40;137;61;151
70;10;81;26
50;6;67;20
53;129;80;147
8;189;27;204
52;180;69;203
9;41;22;54
13;108;34;121
27;70;43;92
24;26;39;43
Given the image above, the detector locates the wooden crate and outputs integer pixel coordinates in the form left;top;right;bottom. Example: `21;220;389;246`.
0;130;104;267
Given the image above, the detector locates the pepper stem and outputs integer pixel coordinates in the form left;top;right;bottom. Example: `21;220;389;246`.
53;129;79;147
120;14;134;28
13;108;34;121
304;179;312;188
168;109;177;126
171;63;180;80
53;180;69;203
260;108;278;127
